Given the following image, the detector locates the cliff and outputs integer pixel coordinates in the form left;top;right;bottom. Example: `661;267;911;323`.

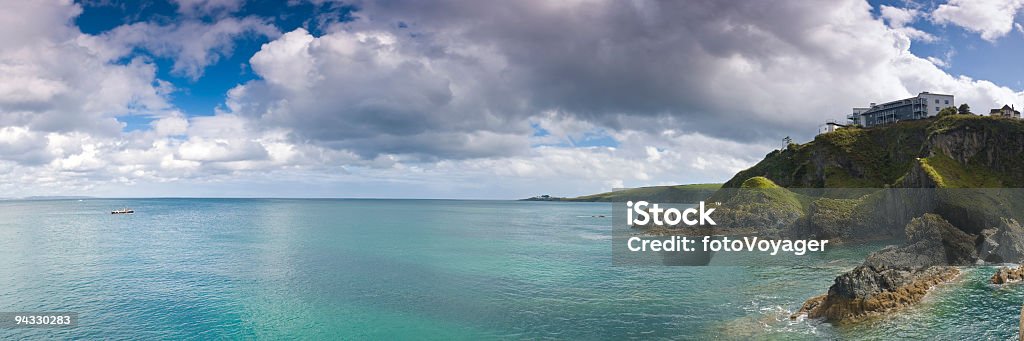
715;115;1024;325
714;115;1024;240
723;115;1024;189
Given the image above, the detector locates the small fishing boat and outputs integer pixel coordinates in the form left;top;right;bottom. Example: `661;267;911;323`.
111;208;134;214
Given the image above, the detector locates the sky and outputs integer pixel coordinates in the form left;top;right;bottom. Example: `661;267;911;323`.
3;0;1024;199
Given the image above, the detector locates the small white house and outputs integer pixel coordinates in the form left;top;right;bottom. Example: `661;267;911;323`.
818;121;846;135
989;104;1021;118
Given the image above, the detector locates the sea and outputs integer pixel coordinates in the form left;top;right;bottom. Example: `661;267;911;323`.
0;199;1021;340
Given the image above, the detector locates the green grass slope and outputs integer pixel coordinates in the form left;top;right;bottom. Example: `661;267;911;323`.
724;115;1024;189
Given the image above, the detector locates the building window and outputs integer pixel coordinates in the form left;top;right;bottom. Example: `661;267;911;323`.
936;107;940;111
945;100;949;104
935;99;939;104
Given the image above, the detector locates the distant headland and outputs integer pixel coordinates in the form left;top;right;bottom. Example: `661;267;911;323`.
522;184;721;202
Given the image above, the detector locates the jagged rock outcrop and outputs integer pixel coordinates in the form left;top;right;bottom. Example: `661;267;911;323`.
794;266;958;323
924;117;1024;183
979;218;1024;263
991;266;1024;284
869;214;977;266
900;159;941;188
793;214;973;323
979;228;998;259
843;188;938;241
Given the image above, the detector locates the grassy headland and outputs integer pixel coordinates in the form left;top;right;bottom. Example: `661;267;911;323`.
522;183;721;202
723;115;1024;189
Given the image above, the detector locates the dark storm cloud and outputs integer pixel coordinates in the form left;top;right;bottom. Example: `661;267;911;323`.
227;0;929;159
347;0;895;140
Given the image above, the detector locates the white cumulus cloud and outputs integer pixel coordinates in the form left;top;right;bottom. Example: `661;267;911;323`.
932;0;1024;41
880;5;937;41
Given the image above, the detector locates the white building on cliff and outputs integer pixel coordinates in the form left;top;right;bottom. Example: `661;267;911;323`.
847;92;954;127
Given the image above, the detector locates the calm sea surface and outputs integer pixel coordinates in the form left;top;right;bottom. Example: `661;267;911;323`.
0;199;1021;339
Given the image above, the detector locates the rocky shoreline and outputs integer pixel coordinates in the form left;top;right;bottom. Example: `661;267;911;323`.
991;266;1024;284
704;178;1024;325
793;266;959;323
705;116;1024;328
791;214;987;323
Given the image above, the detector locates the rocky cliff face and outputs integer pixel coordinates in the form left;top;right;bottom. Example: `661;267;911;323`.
899;161;940;188
723;115;1024;190
867;214;977;267
924;117;1024;185
723;118;932;189
979;218;1024;263
715;115;1024;246
718;116;1024;325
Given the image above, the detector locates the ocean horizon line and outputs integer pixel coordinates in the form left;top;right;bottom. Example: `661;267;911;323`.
0;196;569;202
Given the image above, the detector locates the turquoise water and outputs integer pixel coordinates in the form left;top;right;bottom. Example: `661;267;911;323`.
0;199;1021;339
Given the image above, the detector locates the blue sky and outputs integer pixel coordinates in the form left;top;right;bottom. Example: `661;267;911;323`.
75;1;358;128
2;0;1024;198
869;0;1024;90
